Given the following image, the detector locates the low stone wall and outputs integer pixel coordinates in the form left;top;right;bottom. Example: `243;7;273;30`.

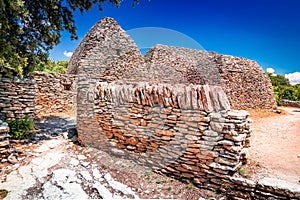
281;99;300;108
78;82;252;189
226;177;300;199
0;77;35;120
32;72;77;118
78;81;300;198
0;72;77;120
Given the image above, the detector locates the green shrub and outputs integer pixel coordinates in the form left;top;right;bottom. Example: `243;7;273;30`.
7;116;35;140
267;73;300;104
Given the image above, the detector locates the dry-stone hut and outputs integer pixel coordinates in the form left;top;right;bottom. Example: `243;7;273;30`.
144;44;277;109
67;17;277;195
67;17;144;145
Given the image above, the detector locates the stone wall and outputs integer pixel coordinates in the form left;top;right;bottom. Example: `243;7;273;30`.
0;77;35;120
32;72;77;118
281;99;300;108
224;177;300;199
78;81;253;190
0;72;76;120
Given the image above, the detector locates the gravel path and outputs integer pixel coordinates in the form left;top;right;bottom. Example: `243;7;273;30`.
249;107;300;184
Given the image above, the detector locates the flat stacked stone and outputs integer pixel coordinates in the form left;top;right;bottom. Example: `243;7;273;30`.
212;53;277;110
0;120;10;158
0;77;35;120
91;82;251;185
144;44;221;85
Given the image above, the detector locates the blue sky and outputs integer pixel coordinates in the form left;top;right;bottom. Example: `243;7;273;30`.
50;0;300;81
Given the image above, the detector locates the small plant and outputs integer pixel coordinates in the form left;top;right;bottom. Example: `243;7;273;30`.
220;180;227;188
167;186;172;191
179;173;184;179
238;167;248;177
7;115;35;140
156;178;166;184
169;177;175;181
186;180;194;190
105;161;114;169
145;170;151;180
213;189;219;194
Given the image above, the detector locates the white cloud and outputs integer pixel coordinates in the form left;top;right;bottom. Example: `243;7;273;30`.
266;67;275;74
63;51;73;57
285;72;300;85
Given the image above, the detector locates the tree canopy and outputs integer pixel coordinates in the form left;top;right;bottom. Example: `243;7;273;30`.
267;73;300;104
35;60;68;74
267;72;290;87
0;0;138;77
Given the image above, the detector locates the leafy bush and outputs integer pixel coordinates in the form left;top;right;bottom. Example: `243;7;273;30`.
267;73;300;104
7;116;35;140
35;60;68;74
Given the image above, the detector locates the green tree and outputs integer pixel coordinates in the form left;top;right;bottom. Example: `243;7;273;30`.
0;0;139;77
267;73;291;87
293;84;300;101
267;73;300;104
35;59;68;74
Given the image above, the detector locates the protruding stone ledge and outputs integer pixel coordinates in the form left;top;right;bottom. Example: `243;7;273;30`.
223;177;300;199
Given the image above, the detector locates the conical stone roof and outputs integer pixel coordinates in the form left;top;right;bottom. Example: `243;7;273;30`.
67;17;144;77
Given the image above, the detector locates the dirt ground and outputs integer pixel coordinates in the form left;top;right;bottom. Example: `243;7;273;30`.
246;106;300;185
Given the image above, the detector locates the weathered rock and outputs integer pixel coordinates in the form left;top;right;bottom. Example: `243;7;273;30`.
258;178;300;196
104;173;139;199
43;169;88;200
7;154;18;164
94;182;113;199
